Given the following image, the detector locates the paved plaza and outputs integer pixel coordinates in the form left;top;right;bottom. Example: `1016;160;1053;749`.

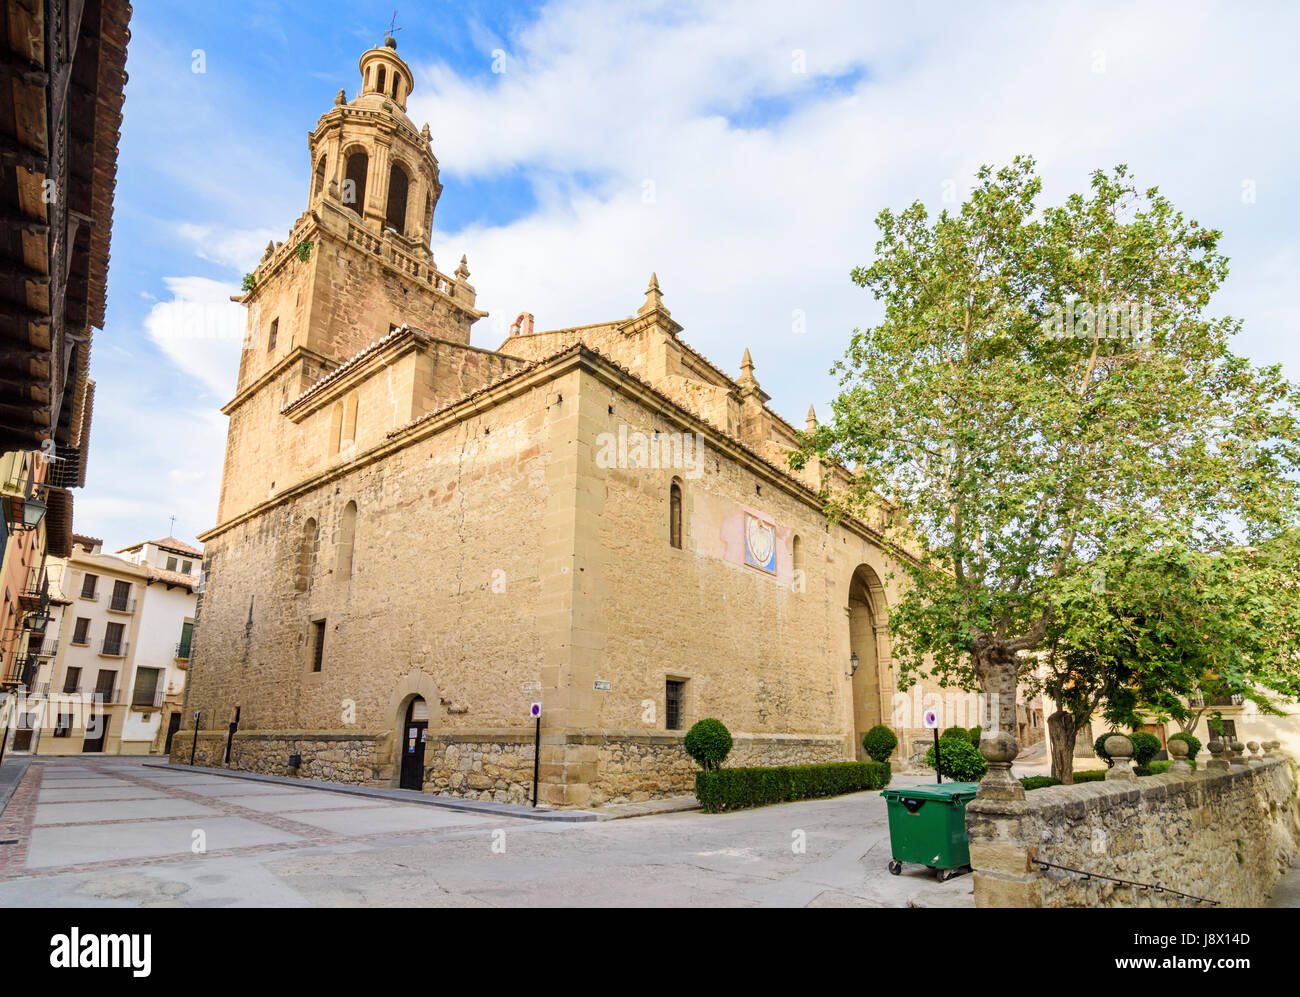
0;758;974;907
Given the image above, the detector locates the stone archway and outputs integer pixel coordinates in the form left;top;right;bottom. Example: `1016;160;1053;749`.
848;563;890;760
384;671;440;788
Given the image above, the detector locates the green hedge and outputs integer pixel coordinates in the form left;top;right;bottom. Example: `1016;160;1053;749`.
1147;759;1197;774
1020;776;1062;791
1073;769;1108;783
695;761;891;813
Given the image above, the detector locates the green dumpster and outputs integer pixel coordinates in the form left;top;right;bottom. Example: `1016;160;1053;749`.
881;782;979;881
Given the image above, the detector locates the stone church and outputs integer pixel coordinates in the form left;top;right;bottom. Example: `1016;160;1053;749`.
178;38;956;806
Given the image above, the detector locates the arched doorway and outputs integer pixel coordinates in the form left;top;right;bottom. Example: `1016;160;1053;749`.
399;697;428;790
848;564;887;759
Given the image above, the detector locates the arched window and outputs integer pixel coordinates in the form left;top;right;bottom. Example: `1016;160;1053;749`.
423;192;433;235
313;156;325;198
376;66;386;94
385;163;409;235
792;535;804;592
295;518;318;592
337;502;358;578
669;480;683;550
344;151;368;216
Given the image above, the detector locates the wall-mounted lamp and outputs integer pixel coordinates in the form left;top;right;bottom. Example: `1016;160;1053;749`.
849;651;860;677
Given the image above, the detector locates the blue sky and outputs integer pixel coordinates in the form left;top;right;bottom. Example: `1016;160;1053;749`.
84;0;1300;551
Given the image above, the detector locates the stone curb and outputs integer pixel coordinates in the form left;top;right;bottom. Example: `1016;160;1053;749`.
142;761;599;822
0;758;32;819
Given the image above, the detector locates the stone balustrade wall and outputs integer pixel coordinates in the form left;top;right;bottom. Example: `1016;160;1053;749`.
968;757;1299;907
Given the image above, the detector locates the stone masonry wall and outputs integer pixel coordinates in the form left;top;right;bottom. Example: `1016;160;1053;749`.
967;759;1300;907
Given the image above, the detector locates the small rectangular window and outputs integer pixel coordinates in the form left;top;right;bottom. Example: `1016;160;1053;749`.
166;556;178;571
71;618;91;645
80;573;98;599
268;317;279;351
62;666;81;693
666;679;685;731
54;713;73;738
311;620;326;672
181;560;192;574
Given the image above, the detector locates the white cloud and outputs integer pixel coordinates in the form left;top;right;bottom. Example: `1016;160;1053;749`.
143;276;247;399
405;0;1300;421
175;222;280;272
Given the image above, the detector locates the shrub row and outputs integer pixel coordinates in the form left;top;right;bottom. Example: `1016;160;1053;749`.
1020;776;1062;791
695;761;891;813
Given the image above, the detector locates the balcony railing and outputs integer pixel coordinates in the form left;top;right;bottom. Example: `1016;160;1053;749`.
1188;694;1245;708
18;570;48;611
131;686;166;709
98;638;128;658
108;597;136;613
37;639;57;657
175;640;193;660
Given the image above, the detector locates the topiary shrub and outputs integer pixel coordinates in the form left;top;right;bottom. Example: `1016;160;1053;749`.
684;718;733;771
861;724;898;763
1128;731;1161;768
1169;731;1202;760
967;726;983;747
1094;732;1130;767
1020;776;1061;791
924;736;988;781
940;725;968;742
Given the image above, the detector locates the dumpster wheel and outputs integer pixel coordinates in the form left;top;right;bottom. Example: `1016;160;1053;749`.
888;860;902;876
936;867;959;882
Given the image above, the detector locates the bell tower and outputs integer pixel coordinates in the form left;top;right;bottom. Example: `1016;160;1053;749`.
217;37;487;524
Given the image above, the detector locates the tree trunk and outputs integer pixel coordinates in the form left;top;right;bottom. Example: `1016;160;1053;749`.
975;640;1020;741
1047;710;1078;784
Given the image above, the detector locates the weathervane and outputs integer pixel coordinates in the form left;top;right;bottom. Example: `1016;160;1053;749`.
385;10;402;45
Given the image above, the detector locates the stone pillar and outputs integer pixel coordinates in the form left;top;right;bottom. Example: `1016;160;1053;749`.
1247;741;1263;767
1168;736;1192;773
1104;735;1136;782
977;730;1024;800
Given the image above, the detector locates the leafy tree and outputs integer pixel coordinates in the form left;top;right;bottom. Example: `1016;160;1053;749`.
1030;533;1300;780
795;157;1300;764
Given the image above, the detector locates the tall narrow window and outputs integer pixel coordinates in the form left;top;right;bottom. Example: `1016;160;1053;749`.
267;318;278;352
71;618;90;645
342;391;358;450
385;163;409;235
666;679;685;730
296;517;318;592
80;573;98;599
311;620;326;672
329;401;344;456
337;502;358;578
313;156;326;197
792;535;804;591
344;151;368;215
376;66;386;94
669;480;683;549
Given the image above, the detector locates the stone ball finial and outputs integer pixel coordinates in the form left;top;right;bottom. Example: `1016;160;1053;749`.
385;34;398;49
1104;735;1133;759
1248;740;1260;754
1208;739;1224;757
1168;737;1192;773
979;730;1019;764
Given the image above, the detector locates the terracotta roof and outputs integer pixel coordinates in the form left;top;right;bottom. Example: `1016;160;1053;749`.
71;532;103;549
283;325;408;411
116;536;203;558
145;566;197;591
